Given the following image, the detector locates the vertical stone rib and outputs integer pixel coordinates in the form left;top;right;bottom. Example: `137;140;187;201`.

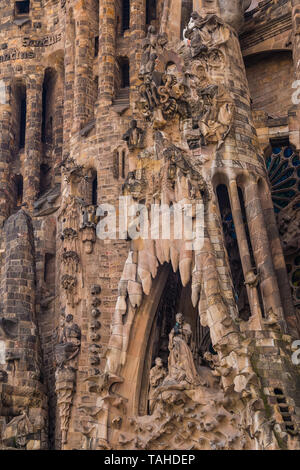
63;7;76;156
258;180;296;334
24;78;43;210
0;80;13;225
0;210;47;449
243;176;287;331
228;179;263;328
73;3;92;132
130;0;146;102
99;0;116;103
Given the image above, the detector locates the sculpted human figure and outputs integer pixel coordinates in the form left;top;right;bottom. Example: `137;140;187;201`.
167;313;200;385
148;357;167;413
122;120;144;149
55;314;81;369
185;11;230;58
198;84;234;148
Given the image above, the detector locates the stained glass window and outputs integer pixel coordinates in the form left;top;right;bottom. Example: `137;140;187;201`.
266;145;300;213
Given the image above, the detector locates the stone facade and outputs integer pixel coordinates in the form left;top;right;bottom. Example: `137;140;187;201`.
0;0;299;451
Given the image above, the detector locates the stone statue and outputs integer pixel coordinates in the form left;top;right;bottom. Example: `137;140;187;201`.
148;357;167;413
198;83;234;148
122;120;144;150
55;314;81;369
185;11;230;57
167;313;200;386
55;314;81;447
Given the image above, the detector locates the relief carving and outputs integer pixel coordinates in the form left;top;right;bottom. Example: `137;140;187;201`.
55;314;81;447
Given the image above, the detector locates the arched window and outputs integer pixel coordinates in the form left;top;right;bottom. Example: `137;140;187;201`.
146;0;156;26
216;184;251;321
265;140;300;324
265;140;299;214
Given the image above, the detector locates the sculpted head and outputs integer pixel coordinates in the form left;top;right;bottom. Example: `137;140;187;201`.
155;357;163;368
176;313;184;325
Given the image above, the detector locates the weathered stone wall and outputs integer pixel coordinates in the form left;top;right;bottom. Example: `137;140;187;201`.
245;51;294;116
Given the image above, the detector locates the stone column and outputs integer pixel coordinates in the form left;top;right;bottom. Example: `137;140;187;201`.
228;179;263;329
130;0;146;107
243;175;286;331
258;180;296;335
24;77;43;210
0;79;13;225
0;210;47;449
72;2;93;133
63;6;76;156
99;0;116;104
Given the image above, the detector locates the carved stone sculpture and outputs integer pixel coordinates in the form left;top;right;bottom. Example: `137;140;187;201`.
148;358;167;413
122;120;145;150
55;314;81;446
165;313;201;386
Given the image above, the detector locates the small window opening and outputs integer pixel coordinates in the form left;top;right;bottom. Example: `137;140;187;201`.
121;59;130;88
121;150;126;179
14;174;23;209
19;90;26;150
41;69;56;145
94;36;99;57
121;0;130;33
44;253;55;290
39;163;51;197
146;0;156;25
15;0;30;15
92;173;98;205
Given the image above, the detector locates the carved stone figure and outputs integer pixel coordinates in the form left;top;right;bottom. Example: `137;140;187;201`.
55;314;81;446
148;357;167;413
55;314;81;369
165;313;201;386
122;120;145;149
197;83;234;148
185;11;230;57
